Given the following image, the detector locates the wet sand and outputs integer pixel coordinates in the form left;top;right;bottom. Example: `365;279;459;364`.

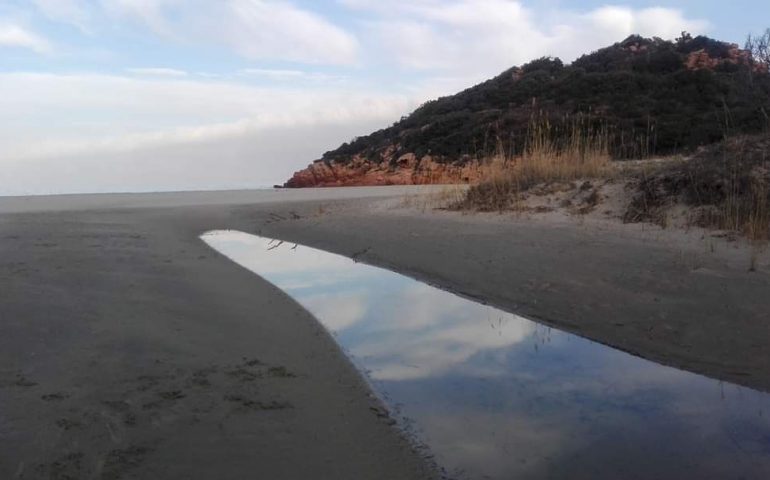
2;186;769;479
0;188;442;480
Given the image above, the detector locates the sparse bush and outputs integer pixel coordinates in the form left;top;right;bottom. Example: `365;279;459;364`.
746;29;770;67
625;134;770;241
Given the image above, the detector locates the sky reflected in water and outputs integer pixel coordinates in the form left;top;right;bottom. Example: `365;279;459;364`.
202;230;770;480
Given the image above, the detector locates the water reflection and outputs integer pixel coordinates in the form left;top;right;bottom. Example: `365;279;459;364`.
202;230;770;480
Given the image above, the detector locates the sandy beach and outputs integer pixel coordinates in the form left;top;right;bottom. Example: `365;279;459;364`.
2;186;769;479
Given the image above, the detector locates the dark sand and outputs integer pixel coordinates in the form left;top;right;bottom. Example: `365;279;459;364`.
2;186;770;479
0;188;440;480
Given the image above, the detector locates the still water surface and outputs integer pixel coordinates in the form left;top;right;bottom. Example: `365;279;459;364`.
202;230;770;480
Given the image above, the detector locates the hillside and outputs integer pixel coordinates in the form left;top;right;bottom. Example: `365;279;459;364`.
284;34;770;188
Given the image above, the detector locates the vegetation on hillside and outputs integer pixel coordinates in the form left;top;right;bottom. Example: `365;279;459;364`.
450;32;770;244
323;34;770;165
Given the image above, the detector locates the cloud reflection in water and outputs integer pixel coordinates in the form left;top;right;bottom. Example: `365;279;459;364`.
202;230;770;480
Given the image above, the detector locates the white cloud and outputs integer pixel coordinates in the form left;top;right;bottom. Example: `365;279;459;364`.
0;71;420;194
126;67;189;77
240;68;308;80
200;230;536;382
32;0;92;32
574;6;709;56
303;293;368;330
101;0;359;65
238;68;347;83
0;23;52;54
223;0;358;64
0;120;387;195
101;0;179;37
346;1;708;81
351;284;535;381
0;72;418;159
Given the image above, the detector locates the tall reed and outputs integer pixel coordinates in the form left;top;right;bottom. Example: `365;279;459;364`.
715;138;769;242
459;113;611;211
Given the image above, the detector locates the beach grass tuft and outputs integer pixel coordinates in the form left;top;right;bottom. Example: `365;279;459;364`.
456;113;612;212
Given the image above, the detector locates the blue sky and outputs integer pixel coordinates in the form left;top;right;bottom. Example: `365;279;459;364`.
0;1;764;195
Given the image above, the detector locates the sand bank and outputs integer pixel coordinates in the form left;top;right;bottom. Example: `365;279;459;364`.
2;186;768;478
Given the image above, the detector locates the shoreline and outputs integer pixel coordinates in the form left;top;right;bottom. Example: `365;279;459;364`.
252;190;770;393
2;186;769;478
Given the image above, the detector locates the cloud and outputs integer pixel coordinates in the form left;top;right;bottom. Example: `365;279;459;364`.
126;67;189;77
26;1;359;64
0;72;418;159
303;293;368;330
200;231;537;382
351;286;535;381
100;0;179;36
0;71;420;195
0;23;52;53
31;0;92;32
346;1;708;80
240;68;309;80
223;0;358;64
101;0;359;65
0;120;390;195
571;6;710;55
238;68;347;83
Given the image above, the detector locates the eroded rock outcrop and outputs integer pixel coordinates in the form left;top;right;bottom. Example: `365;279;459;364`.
284;153;486;188
685;44;758;71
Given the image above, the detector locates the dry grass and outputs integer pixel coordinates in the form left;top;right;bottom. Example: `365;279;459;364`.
708;146;768;240
741;171;769;243
626;134;770;244
457;114;613;211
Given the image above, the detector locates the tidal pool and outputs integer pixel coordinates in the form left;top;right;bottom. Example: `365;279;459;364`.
202;230;770;480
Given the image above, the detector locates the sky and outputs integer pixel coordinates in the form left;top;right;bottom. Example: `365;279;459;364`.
0;0;765;196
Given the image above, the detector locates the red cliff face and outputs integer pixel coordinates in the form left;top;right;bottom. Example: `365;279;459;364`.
685;44;766;72
620;38;765;73
284;153;485;188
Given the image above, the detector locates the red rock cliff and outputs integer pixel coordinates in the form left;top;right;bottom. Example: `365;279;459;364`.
284;153;485;188
685;44;763;71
